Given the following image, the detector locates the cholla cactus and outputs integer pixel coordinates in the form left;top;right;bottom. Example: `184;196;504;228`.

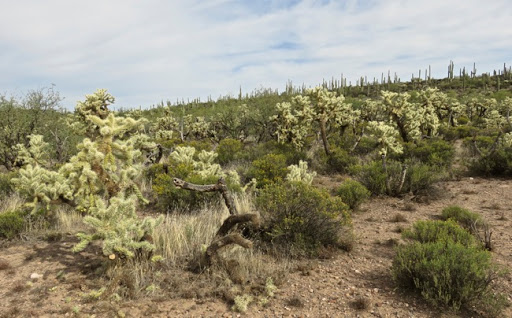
170;146;196;165
367;121;403;156
152;107;179;140
14;134;50;167
271;87;353;154
152;107;213;141
170;146;240;184
380;90;422;142
270;101;312;149
194;150;223;178
14;89;163;259
73;194;163;258
285;160;316;185
12;135;73;212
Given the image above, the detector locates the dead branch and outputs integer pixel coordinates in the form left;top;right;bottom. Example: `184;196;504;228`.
204;233;253;265
173;177;259;267
216;214;260;237
173;177;237;215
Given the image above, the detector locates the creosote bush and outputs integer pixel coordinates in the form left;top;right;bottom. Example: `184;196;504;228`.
217;138;244;165
393;219;506;314
247;153;288;188
402;139;455;168
0;210;25;239
351;160;445;196
0;172;16;200
336;179;370;210
255;182;351;257
441;206;483;230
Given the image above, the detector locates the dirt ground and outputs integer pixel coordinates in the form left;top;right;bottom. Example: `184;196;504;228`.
1;177;511;318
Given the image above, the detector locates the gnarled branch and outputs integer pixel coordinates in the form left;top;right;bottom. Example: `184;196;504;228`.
173;177;237;215
173;177;259;267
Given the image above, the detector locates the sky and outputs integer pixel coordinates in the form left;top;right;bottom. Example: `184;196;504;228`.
0;0;511;110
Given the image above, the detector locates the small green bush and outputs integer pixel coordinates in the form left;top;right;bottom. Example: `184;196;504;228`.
349;161;387;195
441;206;483;230
351;160;445;196
0;210;25;239
402;219;476;247
255;182;350;257
393;240;494;311
216;138;244;165
0;171;16;200
314;146;357;174
247;154;288;188
243;140;307;165
466;147;512;177
336;179;370;210
393;219;506;314
456;125;479;138
403;139;455;168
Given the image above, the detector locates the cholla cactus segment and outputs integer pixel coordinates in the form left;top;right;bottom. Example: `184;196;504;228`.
242;178;257;192
190;116;211;139
367;121;403;156
152;107;179;140
503;133;512;147
76;89;114;120
170;146;196;165
14;134;50;167
285;160;316;185
194;150;223;178
12;164;73;212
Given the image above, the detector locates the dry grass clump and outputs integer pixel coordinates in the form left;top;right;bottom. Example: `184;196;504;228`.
286;295;305;308
0;258;11;270
0;194;24;214
390;213;408;223
351;296;370;310
55;206;85;233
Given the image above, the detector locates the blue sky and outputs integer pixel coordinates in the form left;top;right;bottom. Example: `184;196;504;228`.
0;0;511;110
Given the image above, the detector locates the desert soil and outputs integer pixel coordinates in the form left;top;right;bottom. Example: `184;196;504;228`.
1;177;511;318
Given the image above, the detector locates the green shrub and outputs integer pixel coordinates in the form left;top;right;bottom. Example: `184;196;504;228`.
0;172;15;200
349;161;387;195
441;206;483;230
394;219;506;314
0;210;24;239
403;139;455;168
336;179;370;210
314;146;357;174
217;138;243;165
255;182;350;257
247;154;288;188
466;146;512;177
402;219;476;247
351;160;445;196
393;240;494;311
243;140;307;165
456;125;479;138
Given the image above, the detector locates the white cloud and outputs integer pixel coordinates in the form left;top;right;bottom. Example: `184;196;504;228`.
0;0;511;109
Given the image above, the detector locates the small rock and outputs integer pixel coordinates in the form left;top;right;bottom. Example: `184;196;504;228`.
30;273;41;280
354;269;361;274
